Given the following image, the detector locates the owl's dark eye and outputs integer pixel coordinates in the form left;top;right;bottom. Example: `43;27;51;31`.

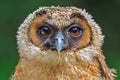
37;22;54;38
68;24;83;37
38;26;51;36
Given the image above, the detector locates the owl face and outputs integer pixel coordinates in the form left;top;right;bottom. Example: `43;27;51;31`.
17;7;104;61
29;10;91;53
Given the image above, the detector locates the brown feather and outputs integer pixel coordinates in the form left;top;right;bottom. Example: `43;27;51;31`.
95;50;115;80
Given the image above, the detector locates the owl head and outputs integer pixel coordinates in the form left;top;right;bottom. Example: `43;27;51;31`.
17;6;104;63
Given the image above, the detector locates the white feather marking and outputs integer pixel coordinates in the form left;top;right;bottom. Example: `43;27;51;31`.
78;46;99;61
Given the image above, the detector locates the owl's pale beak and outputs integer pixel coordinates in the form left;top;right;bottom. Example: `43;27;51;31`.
55;32;64;53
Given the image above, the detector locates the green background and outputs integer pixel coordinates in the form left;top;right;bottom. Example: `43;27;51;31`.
0;0;120;80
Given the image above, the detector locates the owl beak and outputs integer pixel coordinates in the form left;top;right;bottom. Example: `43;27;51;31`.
55;32;65;53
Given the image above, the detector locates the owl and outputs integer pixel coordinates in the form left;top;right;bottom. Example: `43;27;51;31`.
10;6;115;80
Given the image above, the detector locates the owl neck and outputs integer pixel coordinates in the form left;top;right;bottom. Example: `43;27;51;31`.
14;50;103;80
16;57;74;79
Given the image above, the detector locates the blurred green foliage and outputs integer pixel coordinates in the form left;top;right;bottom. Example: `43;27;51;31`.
0;0;120;80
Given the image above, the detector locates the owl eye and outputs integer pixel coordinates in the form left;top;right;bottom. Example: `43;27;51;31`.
68;24;83;37
38;26;50;35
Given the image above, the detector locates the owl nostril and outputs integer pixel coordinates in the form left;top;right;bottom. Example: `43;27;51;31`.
55;38;58;41
61;38;64;41
55;38;64;41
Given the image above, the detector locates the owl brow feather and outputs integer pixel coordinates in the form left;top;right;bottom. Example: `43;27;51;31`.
36;10;47;16
70;13;85;19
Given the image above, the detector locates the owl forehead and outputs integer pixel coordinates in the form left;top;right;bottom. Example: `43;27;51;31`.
35;7;81;28
46;12;73;28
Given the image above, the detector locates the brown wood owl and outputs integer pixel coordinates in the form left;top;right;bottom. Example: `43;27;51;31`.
10;6;115;80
